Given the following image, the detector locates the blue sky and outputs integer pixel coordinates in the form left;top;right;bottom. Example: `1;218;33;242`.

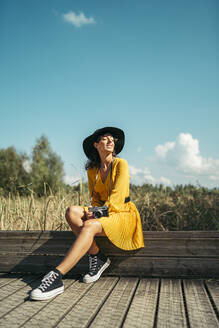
1;0;219;187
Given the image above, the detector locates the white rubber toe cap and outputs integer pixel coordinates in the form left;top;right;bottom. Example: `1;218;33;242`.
30;286;64;301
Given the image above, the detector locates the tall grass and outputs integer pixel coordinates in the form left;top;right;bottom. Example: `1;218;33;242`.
0;188;87;231
131;184;219;231
0;184;218;231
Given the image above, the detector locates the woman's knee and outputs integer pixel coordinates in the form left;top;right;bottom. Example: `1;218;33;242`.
65;206;84;224
82;220;102;235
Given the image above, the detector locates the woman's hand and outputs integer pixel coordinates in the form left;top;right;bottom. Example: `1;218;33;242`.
85;206;95;220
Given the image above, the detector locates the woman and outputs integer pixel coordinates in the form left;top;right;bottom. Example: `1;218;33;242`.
30;127;144;301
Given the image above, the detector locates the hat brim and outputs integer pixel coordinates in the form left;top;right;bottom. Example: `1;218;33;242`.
83;127;125;160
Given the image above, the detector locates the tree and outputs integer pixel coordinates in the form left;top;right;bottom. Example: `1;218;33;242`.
31;135;64;195
0;147;30;196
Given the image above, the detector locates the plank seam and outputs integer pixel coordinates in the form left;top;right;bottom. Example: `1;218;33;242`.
0;275;42;306
203;281;219;321
51;279;118;328
81;277;120;328
0;275;43;320
18;279;78;328
0;274;25;288
119;277;140;328
181;279;191;328
152;278;161;328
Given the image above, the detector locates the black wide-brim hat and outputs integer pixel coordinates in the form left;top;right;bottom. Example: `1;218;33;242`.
83;127;125;160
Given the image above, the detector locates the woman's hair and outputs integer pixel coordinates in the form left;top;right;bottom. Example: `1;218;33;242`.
85;135;117;170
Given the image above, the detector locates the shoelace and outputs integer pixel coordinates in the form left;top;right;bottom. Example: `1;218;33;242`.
39;271;59;291
89;255;98;273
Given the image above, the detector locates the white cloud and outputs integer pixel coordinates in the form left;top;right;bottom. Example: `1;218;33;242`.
129;165;173;186
62;11;96;28
155;141;175;159
129;165;143;176
209;175;218;181
64;174;81;185
160;176;171;186
129;165;156;185
155;133;219;181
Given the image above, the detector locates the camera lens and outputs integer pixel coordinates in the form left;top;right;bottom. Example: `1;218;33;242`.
94;210;102;218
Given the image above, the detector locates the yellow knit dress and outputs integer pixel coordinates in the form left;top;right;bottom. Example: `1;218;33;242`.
85;157;144;251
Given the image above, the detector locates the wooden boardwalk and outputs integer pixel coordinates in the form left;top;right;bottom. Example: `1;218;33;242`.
0;273;218;328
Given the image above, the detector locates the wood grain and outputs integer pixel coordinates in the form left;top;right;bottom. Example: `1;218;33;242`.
123;278;159;328
157;279;187;327
183;279;219;327
0;231;218;278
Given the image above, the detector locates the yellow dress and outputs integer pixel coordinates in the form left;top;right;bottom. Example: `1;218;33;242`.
86;157;144;251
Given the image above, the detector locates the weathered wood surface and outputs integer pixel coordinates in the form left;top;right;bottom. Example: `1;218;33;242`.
0;274;218;328
0;231;219;277
1;231;218;256
183;279;219;327
206;279;219;312
156;279;187;327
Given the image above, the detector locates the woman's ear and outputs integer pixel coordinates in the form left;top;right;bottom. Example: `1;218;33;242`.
93;142;98;149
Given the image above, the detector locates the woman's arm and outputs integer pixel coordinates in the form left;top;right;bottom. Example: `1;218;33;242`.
87;168;102;207
104;159;129;212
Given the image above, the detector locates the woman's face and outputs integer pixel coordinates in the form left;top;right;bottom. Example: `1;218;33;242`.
94;133;115;156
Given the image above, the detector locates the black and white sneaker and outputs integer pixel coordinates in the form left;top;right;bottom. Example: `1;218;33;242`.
30;269;64;301
83;251;111;283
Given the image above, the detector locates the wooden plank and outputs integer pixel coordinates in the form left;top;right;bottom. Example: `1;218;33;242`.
0;254;218;278
0;231;76;255
0;276;218;328
183;279;219;328
0;274;38;303
123;278;159;328
0;231;218;257
0;231;218;278
89;277;139;328
142;231;219;238
156;279;187;327
1;230;218;238
96;236;219;257
0;254;88;275
109;256;219;278
0;273;24;288
55;277;119;328
22;279;92;328
0;275;43;319
1;242;218;257
0;278;74;328
205;280;219;313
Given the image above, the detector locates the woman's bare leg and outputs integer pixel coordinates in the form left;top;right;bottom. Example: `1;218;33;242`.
65;206;100;255
56;220;105;275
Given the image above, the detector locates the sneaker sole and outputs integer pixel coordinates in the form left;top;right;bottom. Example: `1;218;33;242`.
83;258;111;283
30;286;64;301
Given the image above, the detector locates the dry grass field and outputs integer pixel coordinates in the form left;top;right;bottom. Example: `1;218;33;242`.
0;184;218;231
0;190;83;231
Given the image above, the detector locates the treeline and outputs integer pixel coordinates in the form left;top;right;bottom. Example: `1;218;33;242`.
0;136;64;197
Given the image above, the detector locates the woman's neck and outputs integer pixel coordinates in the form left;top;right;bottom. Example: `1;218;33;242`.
100;153;113;170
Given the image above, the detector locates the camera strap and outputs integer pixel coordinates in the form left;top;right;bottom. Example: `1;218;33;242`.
89;160;113;206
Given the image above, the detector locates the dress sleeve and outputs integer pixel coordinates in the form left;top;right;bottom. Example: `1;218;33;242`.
87;169;94;198
104;159;129;212
87;169;102;207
